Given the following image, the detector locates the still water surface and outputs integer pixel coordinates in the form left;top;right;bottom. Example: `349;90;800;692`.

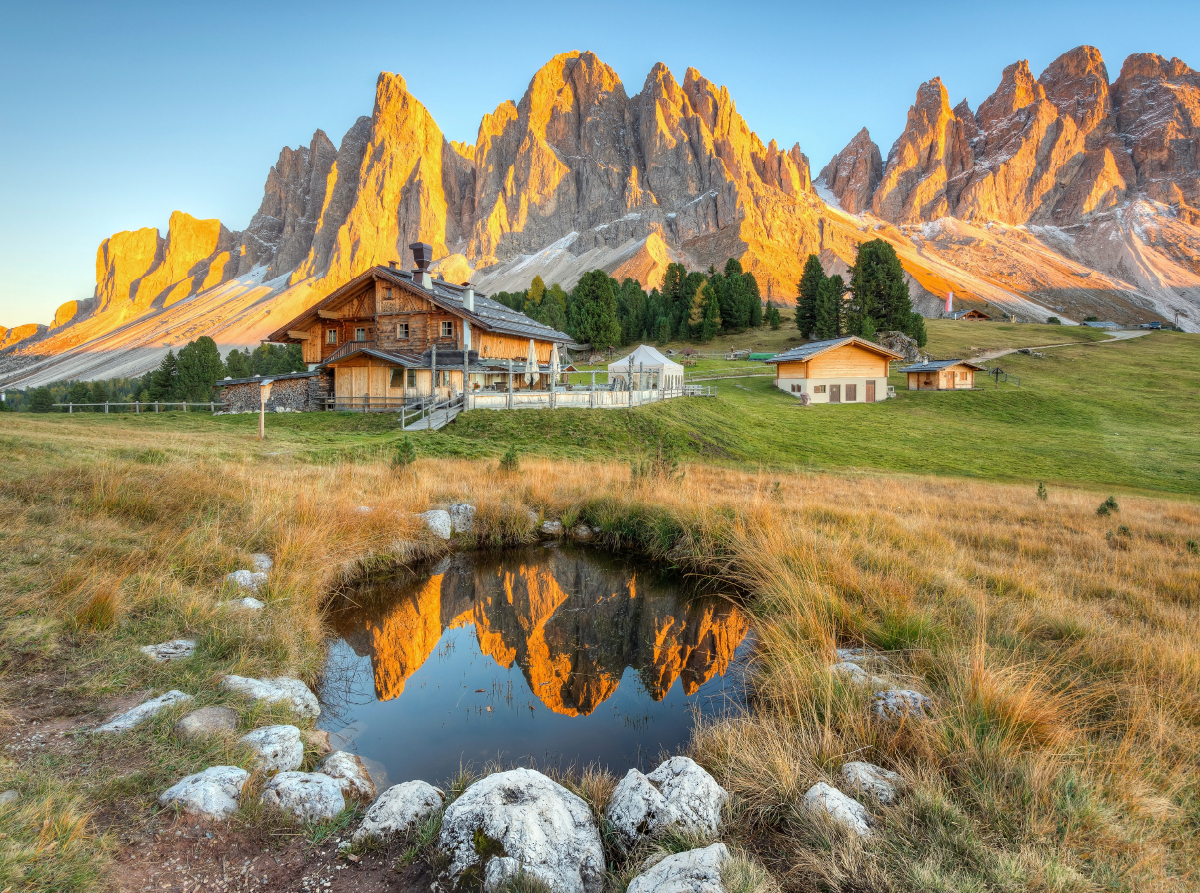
319;545;751;789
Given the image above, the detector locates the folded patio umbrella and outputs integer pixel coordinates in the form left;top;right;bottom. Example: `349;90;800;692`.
524;339;538;385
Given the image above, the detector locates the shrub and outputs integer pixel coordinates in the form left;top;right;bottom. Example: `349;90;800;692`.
631;437;683;483
1037;482;1047;501
1046;316;1062;324
392;436;416;469
499;445;520;473
1186;539;1199;555
1097;495;1119;516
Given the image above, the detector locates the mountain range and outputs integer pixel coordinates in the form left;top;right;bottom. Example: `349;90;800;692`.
2;45;1198;387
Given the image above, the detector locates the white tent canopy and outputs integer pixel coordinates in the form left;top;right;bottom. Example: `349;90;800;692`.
607;344;685;390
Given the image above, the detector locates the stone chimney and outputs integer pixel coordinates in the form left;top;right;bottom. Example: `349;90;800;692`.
388;260;397;270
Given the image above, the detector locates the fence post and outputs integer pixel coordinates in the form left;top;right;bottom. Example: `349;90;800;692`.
590;371;596;408
68;403;73;414
209;402;214;413
183;401;188;412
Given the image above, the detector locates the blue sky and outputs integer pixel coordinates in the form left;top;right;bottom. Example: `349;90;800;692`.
1;0;1197;324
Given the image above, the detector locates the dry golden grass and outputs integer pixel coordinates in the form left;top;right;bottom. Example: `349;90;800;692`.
1;415;1198;892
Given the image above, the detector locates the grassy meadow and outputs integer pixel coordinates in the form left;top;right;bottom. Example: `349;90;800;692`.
1;323;1198;892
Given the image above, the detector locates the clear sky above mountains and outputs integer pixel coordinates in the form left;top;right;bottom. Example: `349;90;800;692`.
1;0;1197;322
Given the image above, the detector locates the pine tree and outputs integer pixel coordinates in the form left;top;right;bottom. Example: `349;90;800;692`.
177;336;225;402
909;311;928;347
27;387;54;412
699;281;722;341
567;271;622;349
848;239;916;336
88;380;109;408
523;276;546;316
224;348;251;379
537;283;569;332
66;381;90;408
796;255;825;337
767;304;782;330
745;272;763;327
813;275;844;339
149;351;179;401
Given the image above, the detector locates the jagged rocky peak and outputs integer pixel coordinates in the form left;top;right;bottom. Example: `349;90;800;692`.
239;130;337;278
1038;45;1113;136
1112;53;1200;211
819;127;883;214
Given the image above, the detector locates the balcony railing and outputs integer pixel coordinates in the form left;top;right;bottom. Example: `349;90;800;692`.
324;339;376;363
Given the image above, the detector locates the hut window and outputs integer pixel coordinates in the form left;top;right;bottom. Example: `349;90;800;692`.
846;384;857;401
385;287;393;299
389;369;405;388
397;322;409;340
407;368;416;388
326;329;337;345
355;327;366;342
814;385;826;394
440;321;453;338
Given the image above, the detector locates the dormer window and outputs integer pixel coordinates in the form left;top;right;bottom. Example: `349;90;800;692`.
441;321;453;338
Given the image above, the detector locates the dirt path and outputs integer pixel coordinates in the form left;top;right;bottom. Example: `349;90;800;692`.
972;329;1151;362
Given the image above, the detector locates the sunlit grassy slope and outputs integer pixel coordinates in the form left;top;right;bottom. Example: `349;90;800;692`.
18;331;1197;494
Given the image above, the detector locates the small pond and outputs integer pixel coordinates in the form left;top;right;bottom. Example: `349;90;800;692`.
319;545;752;790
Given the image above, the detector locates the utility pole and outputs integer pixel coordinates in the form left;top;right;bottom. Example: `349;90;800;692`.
259;380;273;441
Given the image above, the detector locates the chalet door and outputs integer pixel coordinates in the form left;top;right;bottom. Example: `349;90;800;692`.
830;384;841;403
352;367;368;397
866;381;875;403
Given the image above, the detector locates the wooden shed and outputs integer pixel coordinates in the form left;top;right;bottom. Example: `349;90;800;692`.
899;359;984;390
766;336;903;404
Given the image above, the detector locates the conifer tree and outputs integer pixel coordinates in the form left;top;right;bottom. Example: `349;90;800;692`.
567;271;622;349
177;336;225;402
149;351;179;401
523;276;546;316
537;283;569;332
796;255;826;337
224;348;251;379
848;239;916;335
813;275;844;339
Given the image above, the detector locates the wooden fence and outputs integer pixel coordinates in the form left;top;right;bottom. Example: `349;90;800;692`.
53;402;227;414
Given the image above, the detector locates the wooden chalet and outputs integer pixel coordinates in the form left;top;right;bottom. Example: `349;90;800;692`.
899;358;985;390
766;336;903;404
265;243;572;410
947;308;992;321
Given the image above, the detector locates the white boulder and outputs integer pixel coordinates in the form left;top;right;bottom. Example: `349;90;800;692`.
840;762;902;805
221;675;320;718
159;766;249;820
240;725;304;773
318;751;377;802
218;597;266;611
225;570;268;592
571;524;595;542
871;690;933;721
830;662;888;689
626;843;729;893
175;706;239;740
95;690;193;733
437;767;603;893
261;771;346;822
352;780;445;842
418;509;453;540
139;639;196;662
837;647;886;663
802;782;872;837
250;553;273;572
606;756;727;849
448;503;476;534
540;520;564;537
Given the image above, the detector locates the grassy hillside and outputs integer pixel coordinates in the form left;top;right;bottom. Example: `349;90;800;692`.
12;331;1197;495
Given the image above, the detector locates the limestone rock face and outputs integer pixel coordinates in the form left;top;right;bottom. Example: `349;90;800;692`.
437;767;604;893
1112;54;1200;214
352;780;445;842
819;128;883;214
626;843;729;893
238;131;337;278
159;766;249;820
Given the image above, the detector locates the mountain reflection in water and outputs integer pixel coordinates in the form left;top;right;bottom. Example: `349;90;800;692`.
321;546;751;786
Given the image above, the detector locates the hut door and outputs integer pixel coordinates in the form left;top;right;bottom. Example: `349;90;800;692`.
866;381;875;403
830;384;841;403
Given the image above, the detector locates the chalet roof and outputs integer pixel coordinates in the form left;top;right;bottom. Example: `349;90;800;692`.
323;346;496;373
898;358;985;373
765;336;904;364
265;265;572;345
215;370;318;387
948;309;991;320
